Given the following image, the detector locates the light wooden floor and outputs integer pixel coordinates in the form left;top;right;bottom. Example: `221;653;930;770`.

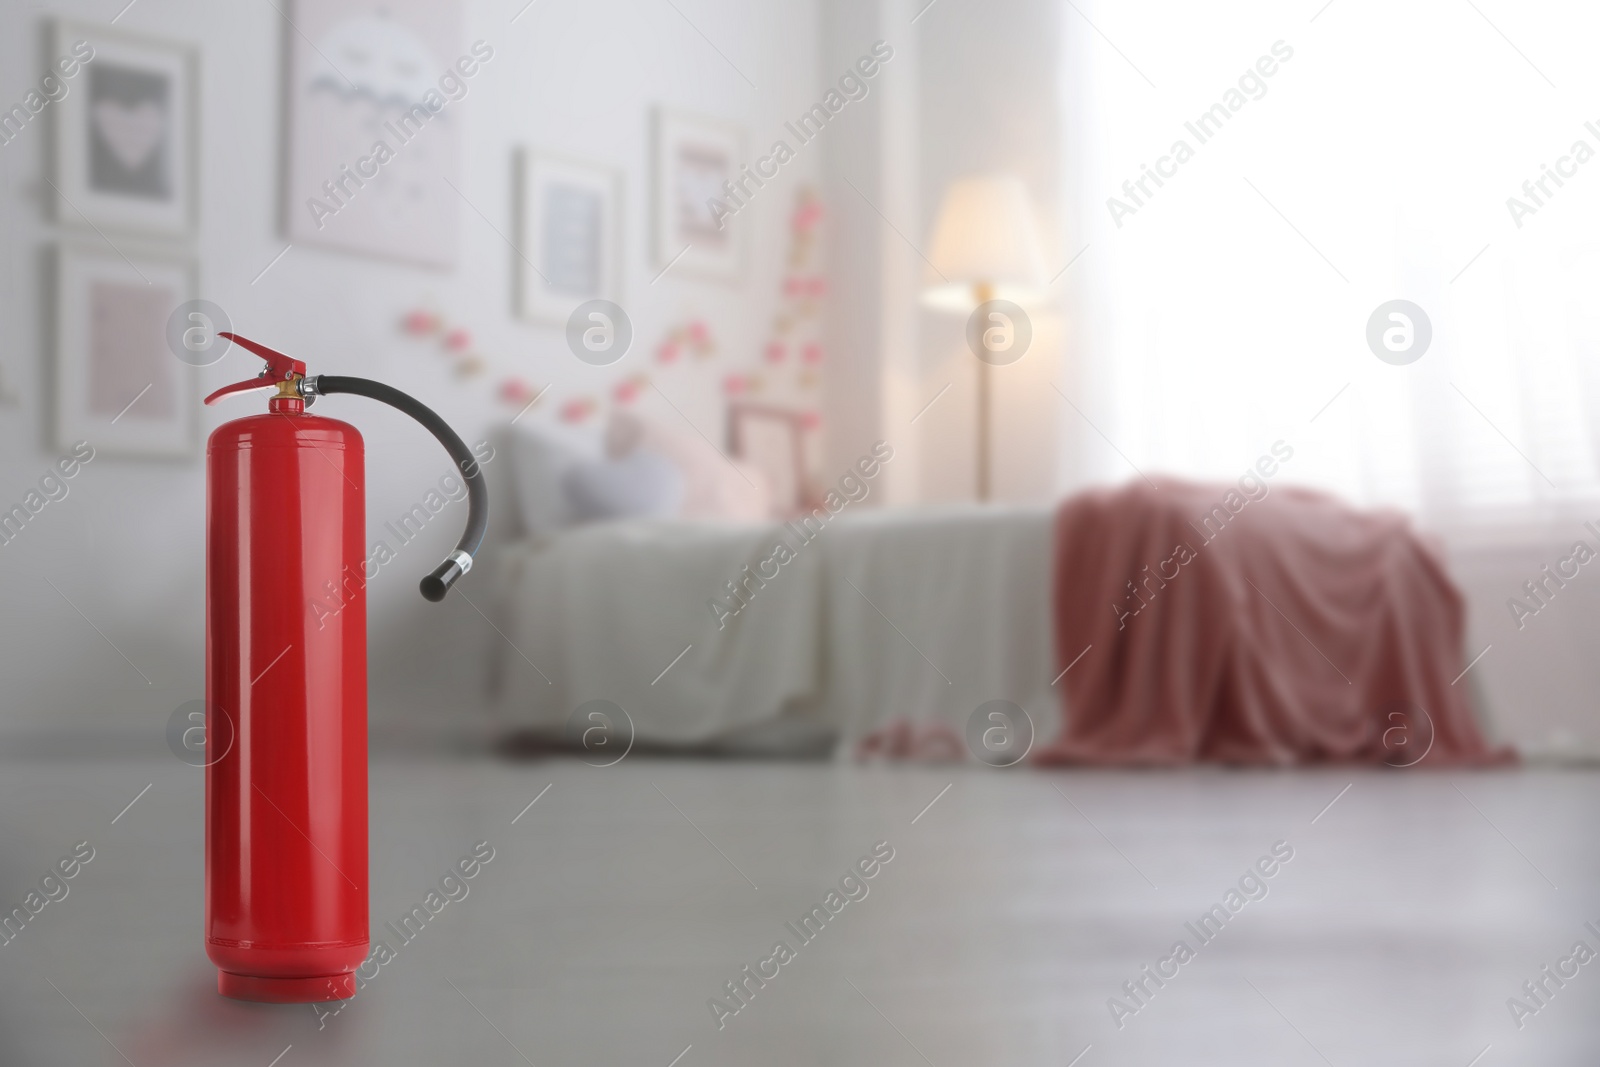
0;754;1595;1066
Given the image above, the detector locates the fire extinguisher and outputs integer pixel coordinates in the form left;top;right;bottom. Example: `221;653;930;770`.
202;332;486;1003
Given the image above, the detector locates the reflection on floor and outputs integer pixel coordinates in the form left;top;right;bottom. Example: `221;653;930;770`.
0;754;1595;1066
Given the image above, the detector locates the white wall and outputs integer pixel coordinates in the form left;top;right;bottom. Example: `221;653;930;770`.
1451;543;1600;758
817;0;919;501
0;0;820;737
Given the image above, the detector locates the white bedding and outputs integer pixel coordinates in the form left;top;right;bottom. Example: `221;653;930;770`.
492;519;824;744
817;505;1059;752
491;504;1058;756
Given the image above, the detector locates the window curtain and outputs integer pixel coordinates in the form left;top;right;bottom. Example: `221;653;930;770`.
1059;0;1600;538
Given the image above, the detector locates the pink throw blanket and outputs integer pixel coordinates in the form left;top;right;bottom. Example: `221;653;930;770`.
1035;480;1512;767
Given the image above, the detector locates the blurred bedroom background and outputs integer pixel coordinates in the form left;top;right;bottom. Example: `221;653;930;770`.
1;0;1598;1064
2;0;1597;756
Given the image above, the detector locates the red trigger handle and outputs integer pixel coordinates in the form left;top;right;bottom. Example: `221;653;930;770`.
204;332;309;405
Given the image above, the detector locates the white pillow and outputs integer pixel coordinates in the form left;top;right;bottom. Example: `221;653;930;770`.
563;449;685;523
506;423;599;536
605;410;771;521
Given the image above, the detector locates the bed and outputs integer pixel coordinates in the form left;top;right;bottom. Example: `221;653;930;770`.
483;419;1509;767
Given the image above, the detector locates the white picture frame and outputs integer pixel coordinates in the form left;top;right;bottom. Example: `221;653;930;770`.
282;0;463;268
50;19;197;238
53;243;197;459
516;150;623;324
651;108;745;283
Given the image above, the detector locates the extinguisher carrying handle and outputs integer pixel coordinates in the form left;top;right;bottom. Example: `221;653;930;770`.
306;375;488;603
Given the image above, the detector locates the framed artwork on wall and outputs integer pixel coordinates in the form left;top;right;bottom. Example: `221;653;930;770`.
282;0;463;267
651;108;745;282
515;151;622;324
49;20;198;238
53;244;197;458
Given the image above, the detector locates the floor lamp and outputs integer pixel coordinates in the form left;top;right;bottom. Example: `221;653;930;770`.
921;176;1048;501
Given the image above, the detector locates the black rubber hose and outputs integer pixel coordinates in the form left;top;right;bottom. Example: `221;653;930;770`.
310;375;487;602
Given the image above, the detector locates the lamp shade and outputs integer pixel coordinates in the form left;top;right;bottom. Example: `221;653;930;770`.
921;174;1049;312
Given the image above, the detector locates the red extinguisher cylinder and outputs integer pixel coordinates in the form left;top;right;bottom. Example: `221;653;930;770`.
205;394;369;1003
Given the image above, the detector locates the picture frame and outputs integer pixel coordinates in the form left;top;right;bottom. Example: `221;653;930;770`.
281;0;463;267
50;19;198;238
53;243;197;459
651;108;746;282
516;150;623;324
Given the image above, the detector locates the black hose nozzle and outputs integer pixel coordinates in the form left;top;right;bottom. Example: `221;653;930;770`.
306;375;488;603
421;554;471;602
